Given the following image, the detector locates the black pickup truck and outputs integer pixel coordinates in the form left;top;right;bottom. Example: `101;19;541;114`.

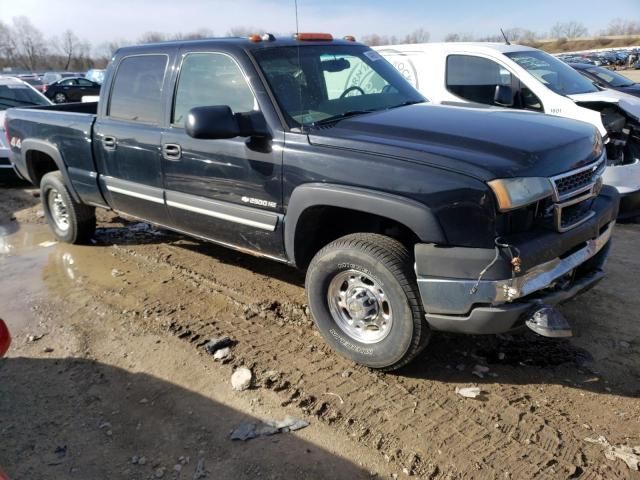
5;34;619;370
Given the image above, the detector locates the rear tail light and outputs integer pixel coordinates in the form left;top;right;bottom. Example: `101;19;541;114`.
294;33;333;41
43;84;48;92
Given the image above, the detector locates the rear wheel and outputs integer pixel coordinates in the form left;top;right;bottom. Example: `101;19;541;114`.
305;233;430;371
53;92;67;103
41;171;96;244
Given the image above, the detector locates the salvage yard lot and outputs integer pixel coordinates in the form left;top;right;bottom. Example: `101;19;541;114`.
1;181;639;479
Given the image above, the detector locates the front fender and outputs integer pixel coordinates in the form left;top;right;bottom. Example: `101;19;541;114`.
284;183;446;264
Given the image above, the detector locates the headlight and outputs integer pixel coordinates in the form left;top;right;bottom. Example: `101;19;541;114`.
488;177;553;212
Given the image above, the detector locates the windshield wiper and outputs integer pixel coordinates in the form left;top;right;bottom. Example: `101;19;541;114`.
309;110;374;127
387;100;425;109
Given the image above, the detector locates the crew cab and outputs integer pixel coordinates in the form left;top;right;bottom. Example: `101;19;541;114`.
375;43;640;218
5;34;619;370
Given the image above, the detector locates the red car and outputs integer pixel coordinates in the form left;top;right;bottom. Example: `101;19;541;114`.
0;318;9;357
0;318;9;479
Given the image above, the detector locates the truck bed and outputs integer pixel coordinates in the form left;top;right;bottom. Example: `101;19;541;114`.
6;102;105;206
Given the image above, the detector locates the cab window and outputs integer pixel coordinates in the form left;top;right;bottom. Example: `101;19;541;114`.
108;54;168;124
446;55;512;105
172;52;257;126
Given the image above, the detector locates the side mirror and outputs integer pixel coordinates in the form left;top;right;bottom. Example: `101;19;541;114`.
494;84;514;107
186;106;240;139
185;106;271;140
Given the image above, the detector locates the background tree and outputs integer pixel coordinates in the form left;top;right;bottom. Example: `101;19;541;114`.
11;16;47;70
550;21;588;39
601;18;640;36
226;26;265;37
402;28;430;44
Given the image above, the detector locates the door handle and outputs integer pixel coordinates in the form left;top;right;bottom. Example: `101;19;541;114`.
162;143;182;161
103;136;117;149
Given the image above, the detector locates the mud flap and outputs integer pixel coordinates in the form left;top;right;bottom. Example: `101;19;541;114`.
524;305;573;338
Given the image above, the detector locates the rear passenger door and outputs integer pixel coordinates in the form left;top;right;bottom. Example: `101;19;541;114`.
94;53;173;224
160;50;283;257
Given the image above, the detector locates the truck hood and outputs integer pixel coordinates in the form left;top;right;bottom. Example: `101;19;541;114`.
308;104;600;181
568;89;640;122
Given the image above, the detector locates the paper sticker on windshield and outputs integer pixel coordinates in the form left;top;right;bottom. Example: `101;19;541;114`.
364;50;383;62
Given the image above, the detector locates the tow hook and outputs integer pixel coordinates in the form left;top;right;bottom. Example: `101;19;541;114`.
524;305;573;338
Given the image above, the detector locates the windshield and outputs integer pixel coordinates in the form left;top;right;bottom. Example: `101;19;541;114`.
505;50;599;95
0;84;50;110
585;67;635;88
253;45;425;127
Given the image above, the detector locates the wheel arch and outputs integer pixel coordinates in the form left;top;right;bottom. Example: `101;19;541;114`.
21;139;80;202
284;183;446;268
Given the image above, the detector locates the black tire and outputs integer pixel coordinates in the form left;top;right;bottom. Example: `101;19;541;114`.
40;171;96;244
53;92;67;103
305;233;430;371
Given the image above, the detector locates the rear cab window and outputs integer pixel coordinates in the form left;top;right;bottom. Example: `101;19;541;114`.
108;54;169;124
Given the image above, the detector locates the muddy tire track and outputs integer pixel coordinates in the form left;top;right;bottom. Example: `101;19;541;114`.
61;239;631;480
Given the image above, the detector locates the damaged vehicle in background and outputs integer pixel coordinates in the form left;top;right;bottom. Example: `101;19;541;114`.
570;63;640;99
0;77;52;179
376;43;640;219
5;34;619;370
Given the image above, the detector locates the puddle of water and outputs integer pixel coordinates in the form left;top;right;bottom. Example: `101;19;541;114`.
0;222;117;338
0;220;168;340
0;223;56;336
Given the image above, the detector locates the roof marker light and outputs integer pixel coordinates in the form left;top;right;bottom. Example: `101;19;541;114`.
294;33;333;41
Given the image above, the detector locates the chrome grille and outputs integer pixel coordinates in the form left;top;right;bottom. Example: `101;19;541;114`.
551;157;605;202
549;156;605;232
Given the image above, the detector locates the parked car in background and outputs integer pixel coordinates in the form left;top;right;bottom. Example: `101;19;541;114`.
44;77;101;104
376;42;640;218
19;76;45;92
42;71;78;87
5;34;620;369
571;63;640;98
85;69;105;84
0;76;52;177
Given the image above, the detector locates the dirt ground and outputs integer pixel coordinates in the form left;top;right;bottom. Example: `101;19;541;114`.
0;176;639;480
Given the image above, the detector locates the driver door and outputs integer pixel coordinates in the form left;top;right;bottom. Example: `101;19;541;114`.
161;50;283;257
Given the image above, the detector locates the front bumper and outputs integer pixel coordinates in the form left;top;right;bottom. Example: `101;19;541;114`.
415;188;619;334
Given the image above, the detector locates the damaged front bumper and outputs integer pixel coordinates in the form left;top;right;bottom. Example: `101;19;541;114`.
602;159;640;218
414;188;619;335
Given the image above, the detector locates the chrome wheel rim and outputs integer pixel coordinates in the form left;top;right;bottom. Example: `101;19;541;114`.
327;269;393;344
54;94;66;103
47;189;70;232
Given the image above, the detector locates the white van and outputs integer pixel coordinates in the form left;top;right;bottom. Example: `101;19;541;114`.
375;43;640;217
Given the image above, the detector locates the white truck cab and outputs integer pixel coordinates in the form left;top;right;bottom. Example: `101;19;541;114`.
375;42;640;217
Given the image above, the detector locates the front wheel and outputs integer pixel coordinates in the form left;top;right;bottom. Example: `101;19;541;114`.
305;233;430;371
41;171;96;244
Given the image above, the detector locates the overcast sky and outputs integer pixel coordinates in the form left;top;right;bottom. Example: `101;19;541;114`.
2;0;639;46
